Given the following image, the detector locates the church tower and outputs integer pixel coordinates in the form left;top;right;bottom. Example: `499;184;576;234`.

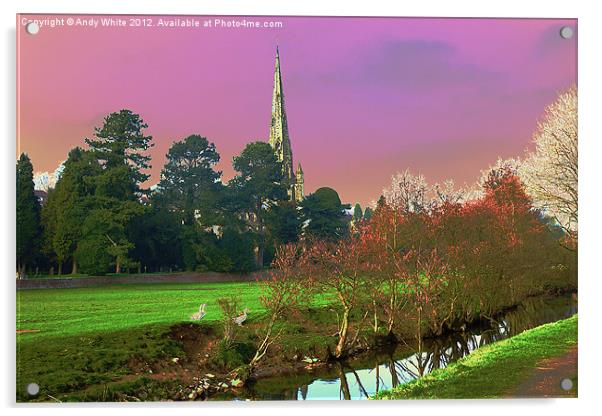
269;47;303;202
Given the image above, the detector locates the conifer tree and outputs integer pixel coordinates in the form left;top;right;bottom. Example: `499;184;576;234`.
16;153;41;278
156;134;222;226
353;203;363;222
85;109;154;194
42;148;101;274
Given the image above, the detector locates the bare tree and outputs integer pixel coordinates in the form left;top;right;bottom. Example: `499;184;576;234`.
306;234;374;359
382;169;432;213
432;179;467;206
249;244;307;369
382;169;468;213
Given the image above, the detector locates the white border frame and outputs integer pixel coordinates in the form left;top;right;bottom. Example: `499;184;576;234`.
3;1;600;415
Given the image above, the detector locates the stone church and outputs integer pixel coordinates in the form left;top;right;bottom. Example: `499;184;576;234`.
268;47;304;203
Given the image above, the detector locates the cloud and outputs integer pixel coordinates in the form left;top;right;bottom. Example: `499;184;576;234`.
308;39;501;95
355;39;500;91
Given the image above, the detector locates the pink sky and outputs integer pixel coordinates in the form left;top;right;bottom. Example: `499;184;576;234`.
17;15;577;206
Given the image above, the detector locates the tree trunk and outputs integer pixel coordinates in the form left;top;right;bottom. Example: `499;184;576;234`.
372;300;378;333
71;259;78;275
335;306;350;358
58;262;62;276
115;260;120;274
255;246;264;267
388;288;396;332
250;317;275;369
417;307;423;353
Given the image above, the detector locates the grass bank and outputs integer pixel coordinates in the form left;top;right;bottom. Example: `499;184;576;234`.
16;281;334;401
373;314;578;399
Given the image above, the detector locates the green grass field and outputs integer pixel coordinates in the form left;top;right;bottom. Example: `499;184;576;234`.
373;314;578;399
17;282;270;340
16;281;265;401
16;281;335;401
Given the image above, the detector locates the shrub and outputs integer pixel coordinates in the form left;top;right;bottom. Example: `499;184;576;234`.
212;339;256;369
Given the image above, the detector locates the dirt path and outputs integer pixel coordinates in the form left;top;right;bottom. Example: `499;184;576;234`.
511;345;578;398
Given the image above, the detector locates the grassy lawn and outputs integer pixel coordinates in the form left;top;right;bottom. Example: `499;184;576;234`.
16;282;261;400
16;281;335;401
373;315;578;399
17;281;270;340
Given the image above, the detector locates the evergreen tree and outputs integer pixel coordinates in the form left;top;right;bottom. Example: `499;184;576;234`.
300;187;351;240
127;205;184;273
85;109;154;194
152;135;224;271
155;134;222;226
265;202;302;245
16;153;41;278
70;110;154;274
76;201;143;275
353;203;363;222
229;141;288;266
363;206;373;221
375;195;387;213
42;148;101;274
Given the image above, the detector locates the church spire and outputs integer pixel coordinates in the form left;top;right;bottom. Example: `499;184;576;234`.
294;162;304;203
268;47;303;202
269;47;294;184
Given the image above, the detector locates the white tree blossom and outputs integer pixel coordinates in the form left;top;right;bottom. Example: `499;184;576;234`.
382;169;432;213
381;169;469;212
432;179;467;206
520;87;577;238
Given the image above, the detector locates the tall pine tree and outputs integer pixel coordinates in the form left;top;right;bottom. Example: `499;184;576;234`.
230;141;288;266
85;109;154;195
42;148;101;274
72;110;153;274
16;153;41;278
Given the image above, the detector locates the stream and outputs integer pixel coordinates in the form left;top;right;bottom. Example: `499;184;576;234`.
213;293;577;400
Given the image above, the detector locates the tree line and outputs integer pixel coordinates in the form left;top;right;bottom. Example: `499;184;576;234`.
255;165;577;363
16;86;577;283
16;109;360;278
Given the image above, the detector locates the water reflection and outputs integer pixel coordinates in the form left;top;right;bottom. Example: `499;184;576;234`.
224;294;577;401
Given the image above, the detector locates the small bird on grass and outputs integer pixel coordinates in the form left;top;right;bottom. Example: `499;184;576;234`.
190;303;206;321
233;308;249;326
